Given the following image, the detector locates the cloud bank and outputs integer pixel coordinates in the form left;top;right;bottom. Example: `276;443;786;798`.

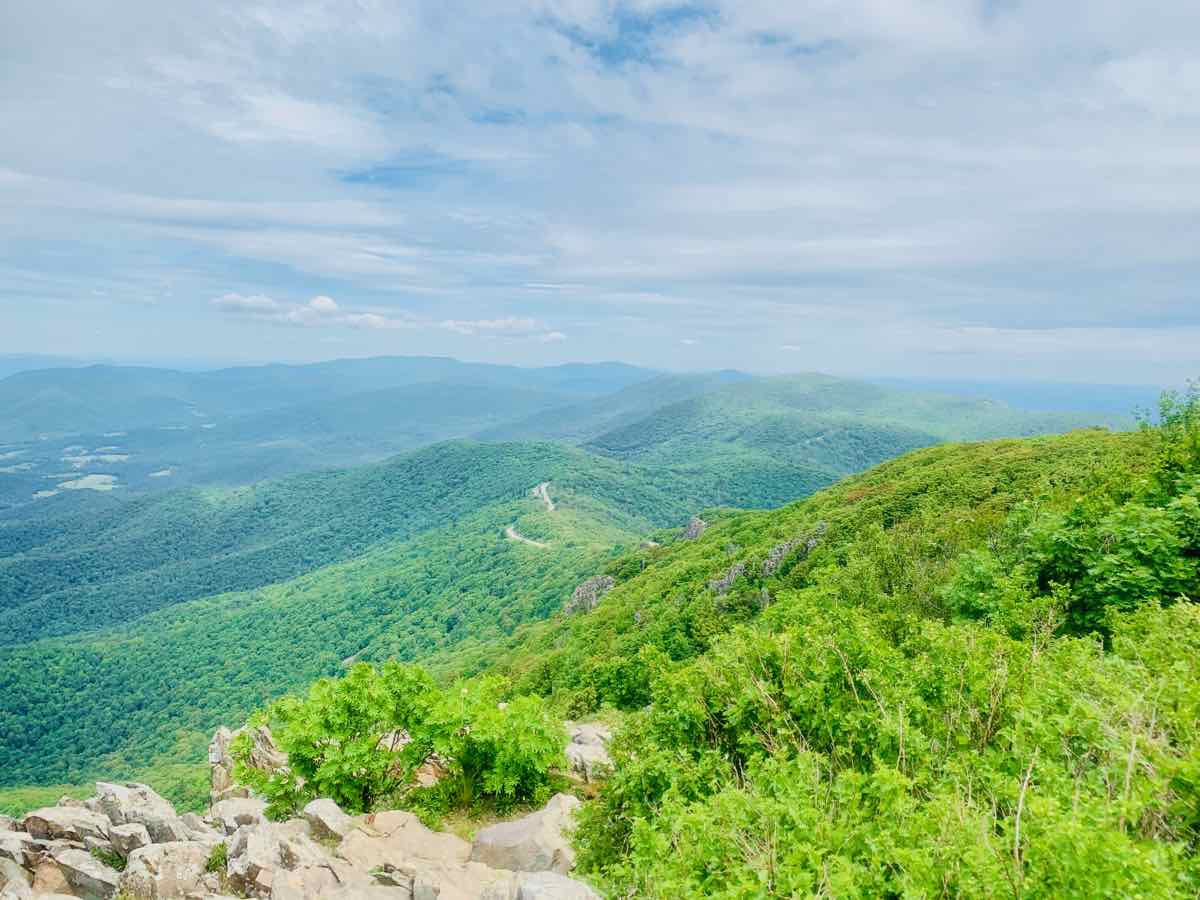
2;0;1198;380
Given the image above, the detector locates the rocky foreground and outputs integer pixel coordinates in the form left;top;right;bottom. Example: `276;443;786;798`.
0;725;613;900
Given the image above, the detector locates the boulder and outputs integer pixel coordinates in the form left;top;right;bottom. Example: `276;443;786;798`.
20;806;110;843
510;871;601;900
94;782;190;844
0;832;37;867
209;797;268;835
563;724;612;784
109;823;152;857
338;811;470;871
226;820;326;898
264;856;374;900
52;846;121;899
470;794;581;875
119;841;212;899
0;816;14;832
371;859;512;900
0;858;32;898
482;871;601;900
302;799;354;842
179;814;224;846
30;860;73;896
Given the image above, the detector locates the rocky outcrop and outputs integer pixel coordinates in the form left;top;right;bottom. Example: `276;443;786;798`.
120;841;211;899
338;810;472;871
1;787;599;900
563;576;614;616
469;794;580;875
563;723;612;783
683;515;708;540
761;521;827;577
208;726;288;806
93;783;189;844
708;561;746;595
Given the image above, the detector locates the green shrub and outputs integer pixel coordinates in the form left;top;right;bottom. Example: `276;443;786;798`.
205;842;227;874
233;662;562;818
91;846;126;872
421;677;564;810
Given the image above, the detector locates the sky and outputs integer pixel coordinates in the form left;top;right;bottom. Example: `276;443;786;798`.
1;1;1198;383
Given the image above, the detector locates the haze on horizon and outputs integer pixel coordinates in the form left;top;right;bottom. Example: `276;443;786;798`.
2;1;1198;384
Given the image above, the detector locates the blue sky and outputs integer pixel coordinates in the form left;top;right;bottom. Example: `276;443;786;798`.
1;0;1198;382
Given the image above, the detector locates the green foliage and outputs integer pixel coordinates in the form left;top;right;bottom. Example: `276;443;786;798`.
0;783;92;817
490;398;1194;896
421;678;565;810
574;581;1200;897
91;845;127;871
233;662;562;820
205;842;228;873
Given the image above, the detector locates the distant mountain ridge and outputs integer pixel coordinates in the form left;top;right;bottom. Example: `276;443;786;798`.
0;360;1132;511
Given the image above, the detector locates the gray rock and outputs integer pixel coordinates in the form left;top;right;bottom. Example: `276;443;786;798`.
374;859;512;900
119;841;212;899
512;871;601;900
209;797;268;835
209;726;287;806
469;794;581;875
51;846;121;899
482;871;601;900
563;723;612;784
302;798;355;841
94;782;190;844
20;806;110;843
264;856;374;899
0;858;32;898
564;576;614;615
226;820;326;898
338;810;470;871
109;823;153;857
0;832;37;868
30;859;74;895
684;515;708;540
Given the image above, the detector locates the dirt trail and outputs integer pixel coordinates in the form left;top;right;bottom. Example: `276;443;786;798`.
505;525;549;548
533;481;555;511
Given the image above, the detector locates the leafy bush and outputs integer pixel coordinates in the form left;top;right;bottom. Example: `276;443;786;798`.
232;662;562;818
420;677;564;809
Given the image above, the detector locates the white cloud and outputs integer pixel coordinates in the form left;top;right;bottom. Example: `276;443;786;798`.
212;292;281;313
5;0;1200;379
308;295;339;314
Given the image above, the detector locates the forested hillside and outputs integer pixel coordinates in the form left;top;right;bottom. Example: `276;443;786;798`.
0;441;688;643
187;386;1199;896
